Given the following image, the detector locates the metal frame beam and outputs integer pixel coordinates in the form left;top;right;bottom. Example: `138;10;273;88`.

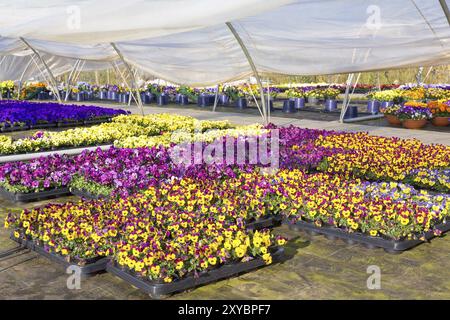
339;73;362;123
439;0;450;26
65;59;81;101
17;56;35;100
226;22;267;123
110;43;144;115
212;84;219;112
28;53;61;102
20;37;61;102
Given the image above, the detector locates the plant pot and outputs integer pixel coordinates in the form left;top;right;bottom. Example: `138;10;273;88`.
120;93;130;104
235;97;247;110
402;119;427;129
219;94;229;106
110;92;119;101
282;100;296;113
268;100;274;112
37;92;49;100
197;94;213;107
99;91;108;100
179;94;189;105
380;101;394;109
367;100;380;114
292;97;305;109
431;117;449;127
308;97;320;105
75;92;84;102
157;94;168;106
86;91;94;100
385;114;401;125
141;92;152;104
324;99;337;112
343;106;358;119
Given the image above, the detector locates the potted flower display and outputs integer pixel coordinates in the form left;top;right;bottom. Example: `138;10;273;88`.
263;87;280;111
323;88;340;111
306;89;323;105
366;91;381;114
380;104;402;125
428;100;450;127
219;85;237;106
370;90;403;109
396;103;432;129
148;84;168;105
229;86;247;109
286;88;306;109
177;86;197;105
0;80;14;99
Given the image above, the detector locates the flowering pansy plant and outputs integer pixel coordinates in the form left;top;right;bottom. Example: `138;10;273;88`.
396;105;432;120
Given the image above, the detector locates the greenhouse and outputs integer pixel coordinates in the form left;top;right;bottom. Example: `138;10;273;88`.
0;0;450;303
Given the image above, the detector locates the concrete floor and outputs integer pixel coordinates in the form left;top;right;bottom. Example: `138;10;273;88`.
1;100;450;300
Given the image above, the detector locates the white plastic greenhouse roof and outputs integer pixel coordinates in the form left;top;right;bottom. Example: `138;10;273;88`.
0;0;449;85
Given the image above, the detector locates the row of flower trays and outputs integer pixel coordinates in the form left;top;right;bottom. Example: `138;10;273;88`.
0;100;129;133
106;247;284;299
10;232;284;298
286;219;450;254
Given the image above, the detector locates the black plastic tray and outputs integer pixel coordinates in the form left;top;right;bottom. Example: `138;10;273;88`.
288;219;450;253
246;215;282;230
107;247;284;299
29;123;57;130
56;120;85;128
10;234;109;275
0;186;71;202
0;125;29;132
70;188;110;200
0;118;111;133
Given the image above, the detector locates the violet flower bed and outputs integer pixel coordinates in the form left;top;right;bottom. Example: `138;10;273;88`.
0;100;128;128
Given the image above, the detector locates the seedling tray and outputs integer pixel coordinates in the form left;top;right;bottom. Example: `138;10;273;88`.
288;220;450;253
70;188;110;200
106;247;284;299
0;187;71;202
29;123;57;130
10;234;108;276
246;215;282;230
56;120;85;128
0;125;29;132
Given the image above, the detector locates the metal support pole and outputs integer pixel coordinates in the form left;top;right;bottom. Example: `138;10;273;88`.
110;61;140;108
423;66;434;83
17;56;35;100
65;59;80;101
20;37;61;102
339;72;362;122
213;84;219;112
110;43;144;115
339;73;355;123
266;80;271;124
246;82;264;118
226;22;267;123
0;57;5;100
28;53;60;102
416;66;424;85
439;0;450;26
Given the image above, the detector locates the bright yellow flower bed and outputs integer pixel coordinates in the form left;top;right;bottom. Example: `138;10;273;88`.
0;114;240;155
316;132;450;181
